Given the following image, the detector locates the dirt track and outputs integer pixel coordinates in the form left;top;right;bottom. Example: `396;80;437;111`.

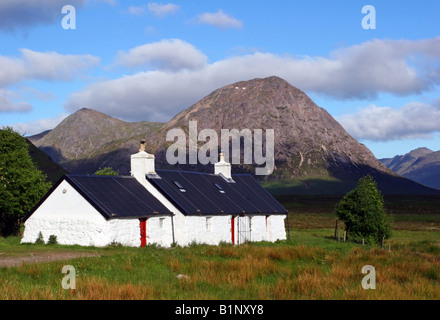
0;251;100;268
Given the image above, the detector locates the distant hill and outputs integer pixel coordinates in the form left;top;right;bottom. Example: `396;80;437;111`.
380;147;433;173
27;130;51;144
380;148;440;190
29;76;440;195
31;108;163;175
26;138;68;184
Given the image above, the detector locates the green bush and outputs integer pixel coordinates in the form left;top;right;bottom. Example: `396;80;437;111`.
94;167;119;176
335;175;392;246
0;127;51;236
48;235;58;245
35;232;45;244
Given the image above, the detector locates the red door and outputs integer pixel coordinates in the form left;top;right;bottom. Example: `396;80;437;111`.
140;218;147;247
231;216;235;245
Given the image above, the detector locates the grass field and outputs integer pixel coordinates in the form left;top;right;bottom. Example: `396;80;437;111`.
0;195;439;300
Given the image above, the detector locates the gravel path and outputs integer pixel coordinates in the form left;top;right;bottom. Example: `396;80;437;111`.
0;251;100;268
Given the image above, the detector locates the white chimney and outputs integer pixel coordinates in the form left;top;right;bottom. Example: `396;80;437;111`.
214;150;232;179
131;140;155;181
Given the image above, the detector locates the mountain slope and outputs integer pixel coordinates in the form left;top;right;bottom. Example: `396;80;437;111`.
160;76;438;194
32;108;162;174
26;138;68;184
380;147;433;173
380;148;440;190
29;77;440;195
164;76;391;180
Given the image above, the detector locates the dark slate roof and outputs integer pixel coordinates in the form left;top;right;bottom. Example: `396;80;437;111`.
66;175;173;219
147;170;287;216
25;175;173;221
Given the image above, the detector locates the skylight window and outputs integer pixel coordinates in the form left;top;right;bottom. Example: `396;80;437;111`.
214;183;225;193
173;181;186;192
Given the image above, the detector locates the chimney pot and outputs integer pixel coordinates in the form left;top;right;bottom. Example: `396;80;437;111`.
219;150;225;162
139;140;146;152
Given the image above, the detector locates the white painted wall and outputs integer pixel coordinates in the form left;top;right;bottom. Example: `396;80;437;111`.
21;177;287;248
129;149;287;246
21;179;175;248
266;215;287;242
145;216;174;247
250;215;267;242
181;214;287;246
107;219;140;247
21;180;110;246
184;216;232;246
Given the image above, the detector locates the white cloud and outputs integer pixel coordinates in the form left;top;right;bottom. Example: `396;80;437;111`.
0;49;99;114
0;55;27;87
11;113;69;136
144;26;157;35
128;6;146;16
196;10;243;30
0;0;87;32
0;49;100;87
21;49;100;81
64;37;440;122
0;0;116;32
18;87;56;101
0;89;33;113
337;103;440;142
115;39;207;71
147;3;179;18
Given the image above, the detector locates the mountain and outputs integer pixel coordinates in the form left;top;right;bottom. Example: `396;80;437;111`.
32;108;162;174
29;76;440;195
380;148;440;190
26;138;68;184
164;76;388;176
380;147;433;173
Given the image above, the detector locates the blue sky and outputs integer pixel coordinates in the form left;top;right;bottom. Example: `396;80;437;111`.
0;0;439;159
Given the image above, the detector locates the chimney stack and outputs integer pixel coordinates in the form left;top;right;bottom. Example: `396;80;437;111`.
131;140;155;181
214;150;232;179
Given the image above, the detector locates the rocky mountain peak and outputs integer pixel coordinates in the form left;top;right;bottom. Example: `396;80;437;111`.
29;76;439;194
165;76;391;180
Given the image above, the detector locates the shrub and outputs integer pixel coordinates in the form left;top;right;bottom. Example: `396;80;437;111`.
48;235;58;245
94;167;119;176
0;127;51;236
35;232;45;244
335;175;392;246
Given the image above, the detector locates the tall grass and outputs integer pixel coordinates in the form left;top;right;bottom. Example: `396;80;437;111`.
0;238;439;300
1;202;439;300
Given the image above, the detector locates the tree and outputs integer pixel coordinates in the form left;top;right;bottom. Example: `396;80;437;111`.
335;174;392;245
0;127;51;236
94;167;119;176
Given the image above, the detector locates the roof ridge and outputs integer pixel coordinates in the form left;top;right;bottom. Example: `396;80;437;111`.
66;174;134;179
155;169;254;177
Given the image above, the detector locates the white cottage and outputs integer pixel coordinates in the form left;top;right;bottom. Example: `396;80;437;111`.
21;143;288;247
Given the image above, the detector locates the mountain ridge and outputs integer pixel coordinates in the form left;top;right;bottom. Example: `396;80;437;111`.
380;148;440;190
29;76;440;195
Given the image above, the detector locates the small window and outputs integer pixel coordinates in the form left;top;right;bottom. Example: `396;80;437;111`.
213;183;225;193
206;217;212;231
173;181;186;192
159;218;165;229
